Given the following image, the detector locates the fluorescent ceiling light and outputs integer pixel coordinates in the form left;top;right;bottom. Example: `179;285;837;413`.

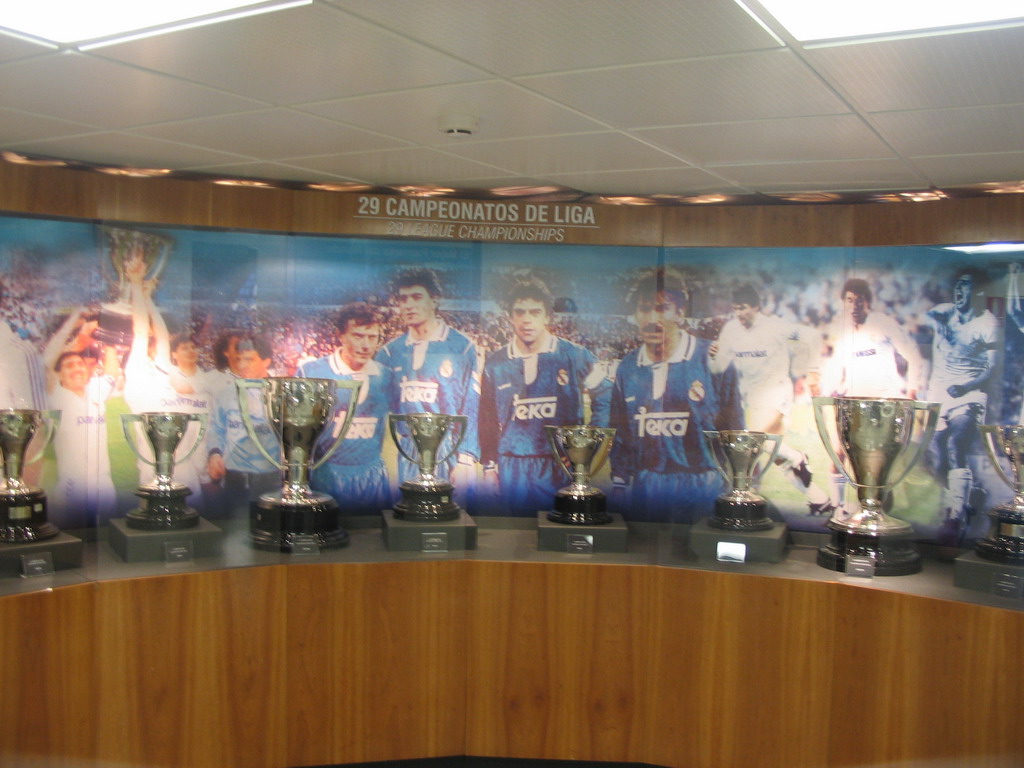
0;0;309;48
753;0;1024;42
944;243;1024;254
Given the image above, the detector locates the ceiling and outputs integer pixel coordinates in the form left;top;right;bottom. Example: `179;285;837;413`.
2;0;1024;203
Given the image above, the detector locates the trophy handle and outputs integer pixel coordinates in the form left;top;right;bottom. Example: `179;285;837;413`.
433;415;468;467
812;396;847;478
980;426;1018;490
237;379;284;470
587;428;616;477
121;413;155;468
388;414;421;466
311;380;363;470
26;410;60;465
703;430;730;484
546;427;575;480
885;401;940;489
755;434;784;482
176;414;209;464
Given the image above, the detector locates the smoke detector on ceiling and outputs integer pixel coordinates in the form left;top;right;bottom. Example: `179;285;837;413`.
438;113;479;136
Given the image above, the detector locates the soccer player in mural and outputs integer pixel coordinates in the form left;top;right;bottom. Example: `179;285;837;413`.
709;283;833;516
297;302;395;515
925;267;999;546
377;267;480;490
43;308;122;527
609;268;744;523
819;277;924;515
479;274;612;516
206;333;278;519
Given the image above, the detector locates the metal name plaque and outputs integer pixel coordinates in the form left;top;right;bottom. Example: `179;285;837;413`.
164;541;194;563
992;573;1024;599
716;541;747;563
421;532;448;552
290;535;320;556
845;554;877;578
20;552;54;578
567;534;594;554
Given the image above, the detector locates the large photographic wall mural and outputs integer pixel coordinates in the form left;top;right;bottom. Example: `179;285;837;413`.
1;211;1021;548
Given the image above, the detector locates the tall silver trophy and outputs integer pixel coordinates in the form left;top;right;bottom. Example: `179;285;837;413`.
813;396;939;575
239;377;361;551
0;409;60;543
545;425;616;525
704;430;782;530
389;413;467;521
94;227;171;347
977;425;1024;563
121;412;207;529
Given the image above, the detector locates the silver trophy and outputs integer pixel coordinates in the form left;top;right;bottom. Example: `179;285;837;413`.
94;227;171;346
545;425;616;525
389;413;467;521
238;377;361;551
121;412;207;529
977;425;1024;563
813;396;939;575
704;430;782;531
0;409;60;543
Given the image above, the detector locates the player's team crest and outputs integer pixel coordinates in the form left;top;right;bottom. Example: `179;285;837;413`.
439;359;454;378
688;380;706;402
557;368;569;387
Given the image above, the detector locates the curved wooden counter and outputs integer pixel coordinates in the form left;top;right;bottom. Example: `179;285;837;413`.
2;560;1022;768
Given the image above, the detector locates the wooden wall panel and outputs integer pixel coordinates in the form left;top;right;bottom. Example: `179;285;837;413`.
662;204;856;248
851;195;1024;247
0;583;97;768
112;176;213;228
95;567;289;768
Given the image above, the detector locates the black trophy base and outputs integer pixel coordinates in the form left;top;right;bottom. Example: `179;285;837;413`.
393;482;462;522
249;496;349;553
547;490;611;525
0;490;59;544
817;527;921;576
382;508;477;552
0;532;83;577
109;517;223;562
537;510;628;553
974;509;1024;565
125;486;199;530
954;550;1024;598
708;497;774;532
689;517;789;563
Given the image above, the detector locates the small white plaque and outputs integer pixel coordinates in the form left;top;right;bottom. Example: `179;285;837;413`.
716;541;746;563
845;554;876;578
567;534;594;554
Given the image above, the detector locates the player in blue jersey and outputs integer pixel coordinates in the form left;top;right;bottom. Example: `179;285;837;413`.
609;269;744;524
377;268;480;491
207;333;279;519
479;274;612;516
297;302;395;516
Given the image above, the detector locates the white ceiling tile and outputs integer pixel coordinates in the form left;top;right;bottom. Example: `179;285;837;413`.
92;3;488;105
807;26;1024;112
0;108;98;143
545;167;746;195
0;52;264;128
909;152;1024;186
328;0;781;76
129;109;407;160
283;147;510;184
443;133;689;176
0;35;51;63
715;158;924;186
636;114;895;166
517;51;850;127
11;132;251;168
297;81;608;144
871;104;1024;157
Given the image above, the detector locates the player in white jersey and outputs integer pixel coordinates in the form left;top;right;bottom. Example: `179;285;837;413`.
43;309;122;528
927;268;999;546
819;278;924;515
710;284;832;516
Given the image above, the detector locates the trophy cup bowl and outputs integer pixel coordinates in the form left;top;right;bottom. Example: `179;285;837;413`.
122;412;207;530
238;377;361;552
976;425;1024;564
389;413;467;522
813;396;939;575
545;425;615;525
93;227;171;347
704;430;782;531
0;409;61;543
